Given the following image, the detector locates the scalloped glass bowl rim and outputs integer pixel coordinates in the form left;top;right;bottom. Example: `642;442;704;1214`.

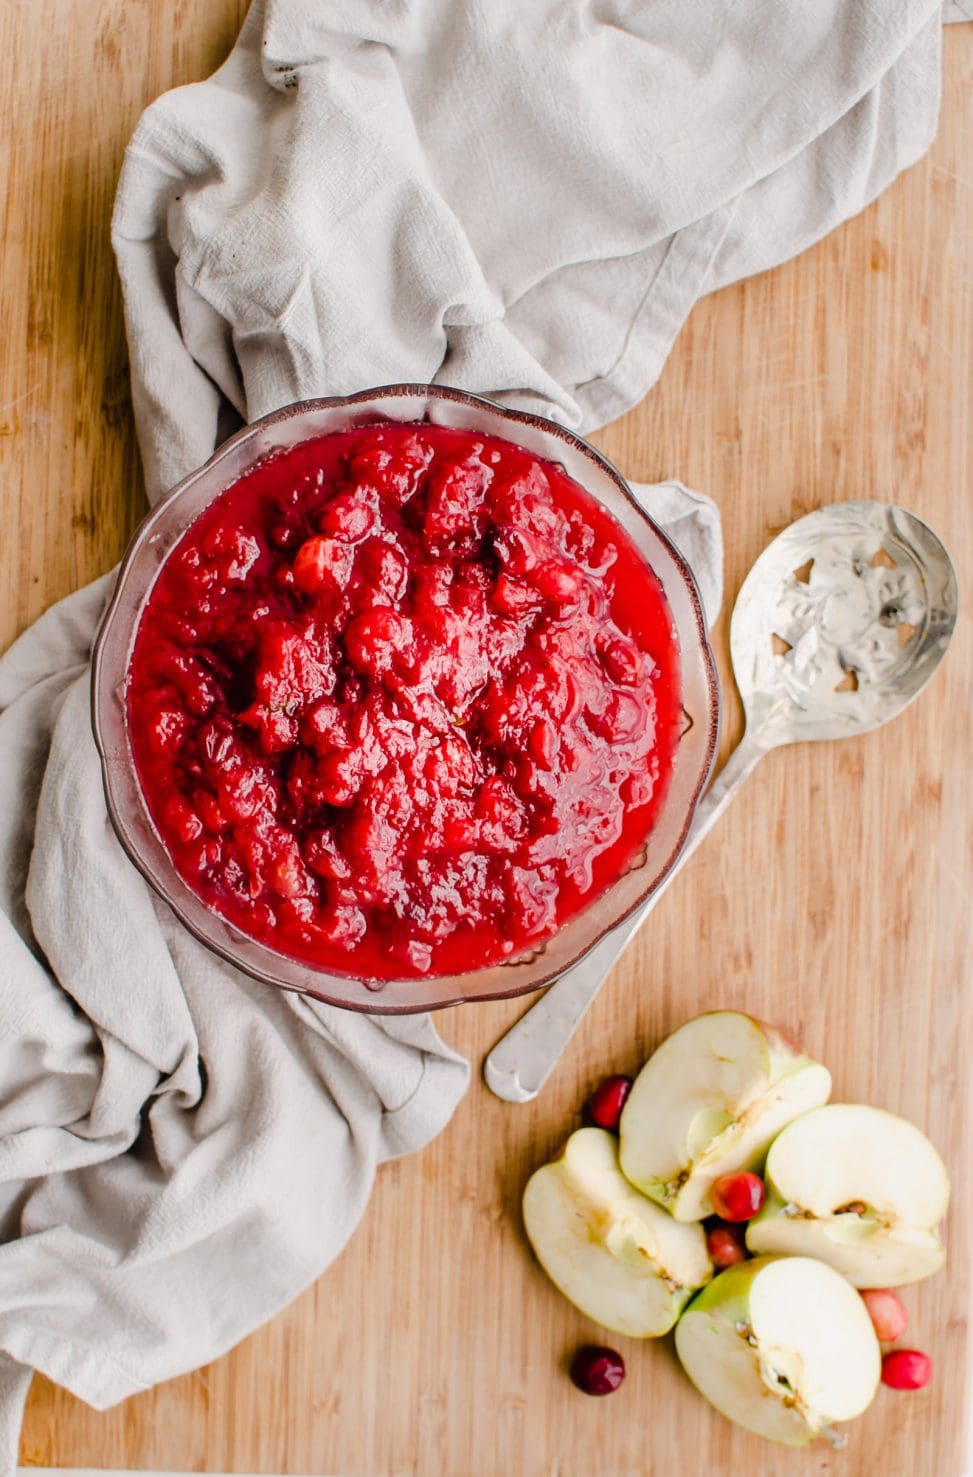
91;384;720;1013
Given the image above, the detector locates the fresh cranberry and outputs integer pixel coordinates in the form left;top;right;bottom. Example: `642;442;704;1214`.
570;1346;625;1396
881;1350;932;1390
710;1172;766;1222
586;1075;633;1132
706;1222;747;1269
861;1289;909;1343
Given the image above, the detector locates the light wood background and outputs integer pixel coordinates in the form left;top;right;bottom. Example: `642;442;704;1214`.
4;5;972;1474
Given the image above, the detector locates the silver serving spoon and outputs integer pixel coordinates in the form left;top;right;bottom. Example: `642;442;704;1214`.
484;500;958;1103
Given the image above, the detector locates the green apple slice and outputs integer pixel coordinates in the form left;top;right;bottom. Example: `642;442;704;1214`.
522;1127;712;1336
746;1103;949;1287
618;1011;832;1221
675;1256;881;1446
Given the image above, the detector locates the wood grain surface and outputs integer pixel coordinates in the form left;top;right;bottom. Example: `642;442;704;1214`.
4;6;973;1474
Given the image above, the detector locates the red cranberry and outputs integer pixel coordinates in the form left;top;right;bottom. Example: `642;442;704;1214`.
535;560;583;604
319;492;374;543
597;633;643;686
586;1075;633;1133
491;573;537;616
861;1289;908;1343
881;1350;932;1390
293;535;354;594
710;1171;766;1222
706;1222;747;1269
569;1345;625;1396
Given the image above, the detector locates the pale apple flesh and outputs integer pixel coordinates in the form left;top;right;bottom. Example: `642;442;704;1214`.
618;1011;832;1221
675;1256;881;1446
746;1104;950;1287
522;1127;712;1337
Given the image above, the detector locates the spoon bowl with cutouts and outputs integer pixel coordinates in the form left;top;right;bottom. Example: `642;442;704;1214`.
484;500;958;1103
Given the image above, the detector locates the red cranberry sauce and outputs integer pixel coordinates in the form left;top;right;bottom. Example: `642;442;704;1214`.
127;422;681;980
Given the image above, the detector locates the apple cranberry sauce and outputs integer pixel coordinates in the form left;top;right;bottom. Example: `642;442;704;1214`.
127;422;682;981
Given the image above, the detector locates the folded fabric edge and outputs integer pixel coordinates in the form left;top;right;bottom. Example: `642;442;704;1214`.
0;1353;31;1477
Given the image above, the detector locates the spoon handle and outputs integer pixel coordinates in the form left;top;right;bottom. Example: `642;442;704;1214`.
483;733;768;1104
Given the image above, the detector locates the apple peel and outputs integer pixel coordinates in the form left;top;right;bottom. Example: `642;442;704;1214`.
675;1256;881;1446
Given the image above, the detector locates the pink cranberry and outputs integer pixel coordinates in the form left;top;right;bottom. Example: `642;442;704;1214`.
710;1172;766;1222
586;1075;633;1132
881;1350;932;1391
706;1222;747;1269
861;1289;909;1343
570;1346;625;1396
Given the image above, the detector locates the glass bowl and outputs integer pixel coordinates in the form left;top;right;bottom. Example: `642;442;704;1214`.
91;385;720;1013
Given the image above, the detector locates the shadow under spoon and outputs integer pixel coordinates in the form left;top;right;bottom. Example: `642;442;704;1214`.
483;500;958;1104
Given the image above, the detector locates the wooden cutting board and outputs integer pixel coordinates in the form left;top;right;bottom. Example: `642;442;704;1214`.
5;6;972;1474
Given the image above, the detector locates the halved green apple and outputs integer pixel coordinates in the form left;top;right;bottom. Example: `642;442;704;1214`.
745;1103;949;1287
522;1127;712;1336
675;1256;881;1446
618;1011;831;1221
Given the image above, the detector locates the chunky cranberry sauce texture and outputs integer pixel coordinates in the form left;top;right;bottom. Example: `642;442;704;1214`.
128;423;681;980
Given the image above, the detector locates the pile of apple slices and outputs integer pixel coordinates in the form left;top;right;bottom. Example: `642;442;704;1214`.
522;1010;950;1446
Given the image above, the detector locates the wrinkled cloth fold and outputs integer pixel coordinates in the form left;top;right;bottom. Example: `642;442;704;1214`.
0;0;950;1462
113;0;943;502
